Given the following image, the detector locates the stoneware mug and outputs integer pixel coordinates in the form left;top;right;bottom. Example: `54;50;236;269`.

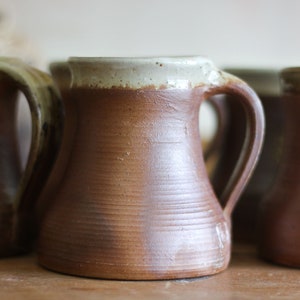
37;56;265;280
258;67;300;267
0;57;63;257
211;69;282;243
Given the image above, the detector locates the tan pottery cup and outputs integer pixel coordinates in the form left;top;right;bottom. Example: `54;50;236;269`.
37;56;265;279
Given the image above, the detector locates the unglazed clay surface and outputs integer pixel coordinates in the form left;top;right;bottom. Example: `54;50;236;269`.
38;57;264;280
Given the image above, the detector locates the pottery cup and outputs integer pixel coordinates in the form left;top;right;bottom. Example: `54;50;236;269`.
37;56;265;279
0;57;63;257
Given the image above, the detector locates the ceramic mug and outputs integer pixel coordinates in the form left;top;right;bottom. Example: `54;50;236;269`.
211;69;282;243
0;57;63;257
37;56;265;280
258;67;300;267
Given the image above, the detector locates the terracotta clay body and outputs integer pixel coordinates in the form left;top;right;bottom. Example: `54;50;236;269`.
211;69;283;243
38;57;265;279
258;68;300;267
0;58;63;257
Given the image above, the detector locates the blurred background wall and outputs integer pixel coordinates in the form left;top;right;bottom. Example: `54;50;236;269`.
0;0;299;165
1;0;299;68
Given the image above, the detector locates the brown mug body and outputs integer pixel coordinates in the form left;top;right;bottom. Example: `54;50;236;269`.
37;57;265;280
211;69;283;243
258;67;300;267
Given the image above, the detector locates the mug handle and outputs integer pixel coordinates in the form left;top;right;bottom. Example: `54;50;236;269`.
0;58;63;243
203;71;265;220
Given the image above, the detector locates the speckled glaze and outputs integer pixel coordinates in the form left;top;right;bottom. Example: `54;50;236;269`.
0;58;63;257
258;67;300;267
211;69;283;243
37;56;265;280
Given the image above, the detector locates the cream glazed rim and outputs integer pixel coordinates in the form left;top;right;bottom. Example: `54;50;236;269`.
63;56;235;90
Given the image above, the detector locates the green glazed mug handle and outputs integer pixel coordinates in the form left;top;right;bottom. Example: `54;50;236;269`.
0;57;63;256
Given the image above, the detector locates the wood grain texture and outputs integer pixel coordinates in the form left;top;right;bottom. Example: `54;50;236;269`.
1;245;300;300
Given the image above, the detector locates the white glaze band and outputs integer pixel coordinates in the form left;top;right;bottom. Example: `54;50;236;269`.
68;56;231;89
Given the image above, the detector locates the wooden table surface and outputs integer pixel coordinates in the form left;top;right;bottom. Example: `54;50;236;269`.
0;244;299;300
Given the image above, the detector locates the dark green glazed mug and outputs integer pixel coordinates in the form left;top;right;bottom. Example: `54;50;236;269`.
0;57;63;257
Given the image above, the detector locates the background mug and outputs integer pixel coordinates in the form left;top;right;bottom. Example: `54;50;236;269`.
0;57;63;257
258;67;300;267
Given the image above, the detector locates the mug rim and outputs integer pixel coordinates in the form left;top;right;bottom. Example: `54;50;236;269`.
67;55;213;65
51;55;227;90
281;66;300;75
